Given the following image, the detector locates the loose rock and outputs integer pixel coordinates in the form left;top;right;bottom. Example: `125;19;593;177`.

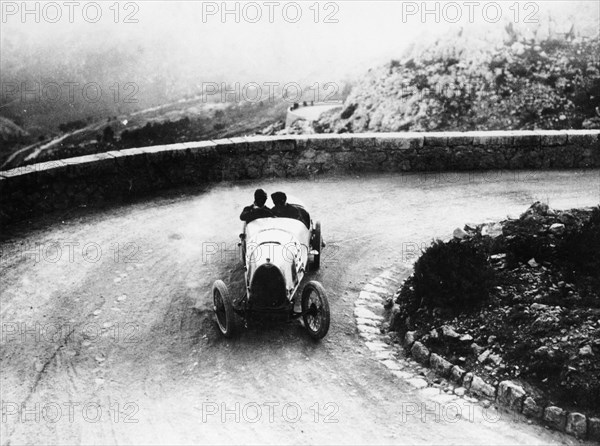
522;397;543;419
463;372;474;390
579;345;594;357
543;406;567;432
453;227;468;239
404;331;417;348
497;380;526;411
430;353;453;378
469;375;496;398
450;365;466;384
440;325;460;339
454;387;466;396
481;222;503;238
411;341;431;366
477;349;491;363
565;412;587;438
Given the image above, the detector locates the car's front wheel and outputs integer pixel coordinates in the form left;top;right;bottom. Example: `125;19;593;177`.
212;280;237;338
301;281;330;340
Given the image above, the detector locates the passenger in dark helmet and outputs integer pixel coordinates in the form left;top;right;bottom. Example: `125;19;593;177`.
270;192;301;220
240;189;274;223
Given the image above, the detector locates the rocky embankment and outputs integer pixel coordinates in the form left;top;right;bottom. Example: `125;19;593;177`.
389;203;600;440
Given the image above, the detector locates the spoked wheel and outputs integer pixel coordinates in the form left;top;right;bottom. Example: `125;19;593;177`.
310;221;322;271
301;281;330;340
212;280;237;338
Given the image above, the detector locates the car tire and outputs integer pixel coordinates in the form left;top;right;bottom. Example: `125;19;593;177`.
212;280;237;338
301;281;330;340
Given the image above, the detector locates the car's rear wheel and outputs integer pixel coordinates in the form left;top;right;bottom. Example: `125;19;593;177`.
310;221;322;271
212;280;237;338
301;281;330;340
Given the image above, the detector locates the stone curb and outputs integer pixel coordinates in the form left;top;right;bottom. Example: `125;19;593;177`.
353;267;428;390
354;266;599;441
354;268;553;433
397;293;599;441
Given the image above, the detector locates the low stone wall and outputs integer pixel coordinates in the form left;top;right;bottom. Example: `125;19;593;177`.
1;130;599;225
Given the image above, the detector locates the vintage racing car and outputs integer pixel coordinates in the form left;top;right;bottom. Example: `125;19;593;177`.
212;203;329;340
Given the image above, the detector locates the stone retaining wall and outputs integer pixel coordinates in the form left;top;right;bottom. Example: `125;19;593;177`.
1;130;599;225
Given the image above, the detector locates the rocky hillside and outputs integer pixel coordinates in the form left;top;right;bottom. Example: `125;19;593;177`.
317;27;600;133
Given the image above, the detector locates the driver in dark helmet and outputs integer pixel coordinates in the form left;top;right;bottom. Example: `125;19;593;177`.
270;191;301;220
240;189;274;223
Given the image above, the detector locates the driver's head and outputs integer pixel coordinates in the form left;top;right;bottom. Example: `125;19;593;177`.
254;189;268;207
271;191;287;206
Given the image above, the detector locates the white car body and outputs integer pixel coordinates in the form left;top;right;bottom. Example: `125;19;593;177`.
244;217;310;309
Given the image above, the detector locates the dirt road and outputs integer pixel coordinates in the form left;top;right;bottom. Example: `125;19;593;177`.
1;170;599;445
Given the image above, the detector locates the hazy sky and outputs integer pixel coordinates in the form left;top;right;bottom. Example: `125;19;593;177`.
2;1;599;83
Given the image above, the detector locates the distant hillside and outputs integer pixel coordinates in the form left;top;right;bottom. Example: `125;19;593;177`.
0;116;28;141
316;27;600;133
1;99;290;169
0;117;29;164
